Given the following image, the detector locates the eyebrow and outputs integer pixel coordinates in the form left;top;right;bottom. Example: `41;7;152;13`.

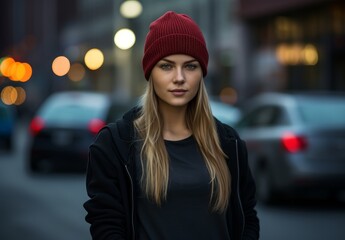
160;58;198;64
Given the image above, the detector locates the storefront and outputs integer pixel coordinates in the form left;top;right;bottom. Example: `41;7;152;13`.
240;0;345;93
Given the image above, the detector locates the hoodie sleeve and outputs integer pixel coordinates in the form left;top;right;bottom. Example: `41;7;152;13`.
83;126;128;240
238;139;260;240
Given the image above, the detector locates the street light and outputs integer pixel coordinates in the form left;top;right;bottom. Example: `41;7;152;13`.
120;0;143;19
52;56;70;76
84;48;104;70
114;28;136;50
113;1;141;101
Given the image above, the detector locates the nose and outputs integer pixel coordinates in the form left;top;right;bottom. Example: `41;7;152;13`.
173;66;185;84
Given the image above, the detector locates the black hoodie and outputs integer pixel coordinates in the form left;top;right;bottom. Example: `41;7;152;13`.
84;107;260;240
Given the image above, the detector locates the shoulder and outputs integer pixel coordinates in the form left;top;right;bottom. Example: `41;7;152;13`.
214;118;240;141
214;118;248;163
89;119;133;166
93;120;131;149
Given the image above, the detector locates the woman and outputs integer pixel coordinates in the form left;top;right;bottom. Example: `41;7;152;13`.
84;11;259;240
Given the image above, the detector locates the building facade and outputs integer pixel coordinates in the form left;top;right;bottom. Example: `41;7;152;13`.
239;0;345;97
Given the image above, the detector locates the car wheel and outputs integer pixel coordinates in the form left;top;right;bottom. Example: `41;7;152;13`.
255;166;275;204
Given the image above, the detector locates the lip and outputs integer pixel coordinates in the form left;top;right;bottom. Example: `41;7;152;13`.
170;89;187;96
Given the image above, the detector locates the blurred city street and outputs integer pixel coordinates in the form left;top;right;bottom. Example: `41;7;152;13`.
1;1;345;239
1;120;345;240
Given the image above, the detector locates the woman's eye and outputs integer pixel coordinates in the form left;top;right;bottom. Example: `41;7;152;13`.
159;63;172;70
185;64;198;70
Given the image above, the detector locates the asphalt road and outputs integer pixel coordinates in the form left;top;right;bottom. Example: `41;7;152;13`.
0;121;90;240
1;120;345;240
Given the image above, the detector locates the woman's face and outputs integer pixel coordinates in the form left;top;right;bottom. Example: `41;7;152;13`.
150;54;202;109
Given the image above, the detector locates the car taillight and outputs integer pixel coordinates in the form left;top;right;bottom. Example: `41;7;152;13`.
29;117;45;136
281;132;307;153
88;118;106;135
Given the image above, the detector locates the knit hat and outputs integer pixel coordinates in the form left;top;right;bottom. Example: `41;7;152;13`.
142;11;209;80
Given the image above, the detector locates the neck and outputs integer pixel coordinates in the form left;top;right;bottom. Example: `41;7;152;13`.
159;104;191;141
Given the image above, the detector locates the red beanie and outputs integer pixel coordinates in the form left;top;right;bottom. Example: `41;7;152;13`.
142;11;209;80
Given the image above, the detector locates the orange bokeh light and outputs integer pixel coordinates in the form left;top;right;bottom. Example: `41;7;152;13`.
0;57;15;77
14;87;26;105
52;56;70;76
0;57;33;82
9;62;26;81
68;63;85;81
0;86;27;105
1;86;17;105
21;63;33;82
220;87;238;105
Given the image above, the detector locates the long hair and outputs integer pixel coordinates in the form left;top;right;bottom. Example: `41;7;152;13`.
134;79;231;212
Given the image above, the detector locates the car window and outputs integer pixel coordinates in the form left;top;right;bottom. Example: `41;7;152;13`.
297;97;345;126
41;104;106;124
237;105;286;128
210;100;241;126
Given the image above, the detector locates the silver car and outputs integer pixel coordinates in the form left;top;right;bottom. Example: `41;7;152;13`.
210;99;241;126
236;92;345;203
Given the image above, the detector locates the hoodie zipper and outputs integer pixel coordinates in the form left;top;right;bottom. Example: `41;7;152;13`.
235;139;245;238
125;165;135;240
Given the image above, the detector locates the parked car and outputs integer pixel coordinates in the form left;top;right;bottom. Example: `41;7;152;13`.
28;91;132;172
0;103;15;151
235;92;345;203
210;98;241;126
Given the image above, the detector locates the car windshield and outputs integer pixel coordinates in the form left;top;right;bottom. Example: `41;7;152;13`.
41;104;105;124
210;100;241;125
38;94;108;124
297;97;345;126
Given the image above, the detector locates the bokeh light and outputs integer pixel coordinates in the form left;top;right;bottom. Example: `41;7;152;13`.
220;87;238;105
1;86;17;105
0;86;27;105
120;0;143;18
52;56;70;76
9;62;25;81
84;48;104;70
276;44;289;65
114;28;136;50
67;63;85;81
0;57;33;82
0;57;4;76
302;44;318;65
21;63;33;82
276;43;318;65
14;87;26;105
0;57;15;77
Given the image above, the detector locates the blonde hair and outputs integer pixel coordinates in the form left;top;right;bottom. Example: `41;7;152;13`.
134;79;231;212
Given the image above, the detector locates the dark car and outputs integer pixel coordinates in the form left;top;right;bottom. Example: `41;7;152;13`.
236;92;345;203
0;103;15;151
28;91;131;172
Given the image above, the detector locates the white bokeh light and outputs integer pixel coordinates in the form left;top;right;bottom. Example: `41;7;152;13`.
120;0;143;18
114;28;136;50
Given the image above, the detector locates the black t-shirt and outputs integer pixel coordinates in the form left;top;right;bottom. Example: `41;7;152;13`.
136;135;230;240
